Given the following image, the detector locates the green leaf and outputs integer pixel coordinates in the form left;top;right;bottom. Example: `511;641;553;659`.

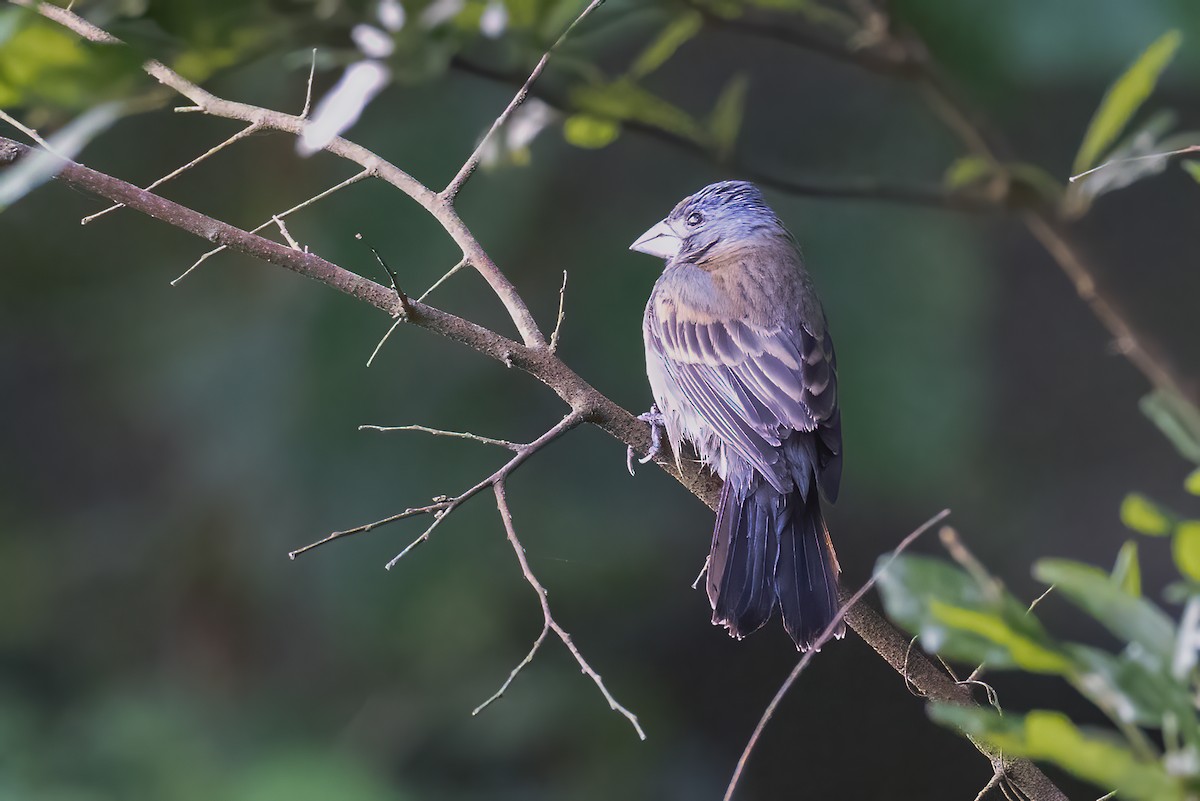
562;114;621;149
571;79;709;146
1182;160;1200;182
1172;522;1200;582
628;11;702;81
1033;559;1176;664
943;156;995;189
876;555;1066;672
1186;469;1200;496
1120;493;1172;535
708;72;748;161
930;706;1184;801
1111;540;1141;597
1140;389;1200;466
1073;30;1182;175
1066;644;1197;731
929;601;1072;673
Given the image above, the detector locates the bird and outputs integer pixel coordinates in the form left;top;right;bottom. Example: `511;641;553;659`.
629;180;843;651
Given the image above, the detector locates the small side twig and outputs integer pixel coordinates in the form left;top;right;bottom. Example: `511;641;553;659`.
359;423;520;451
171;168;370;284
723;507;951;801
301;48;318;119
288;411;584;561
441;0;606;201
273;215;303;250
0;109;57;152
477;479;646;740
417;257;469;302
549;270;568;353
82;122;263;224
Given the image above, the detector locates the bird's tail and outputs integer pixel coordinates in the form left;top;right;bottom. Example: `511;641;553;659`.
707;480;842;650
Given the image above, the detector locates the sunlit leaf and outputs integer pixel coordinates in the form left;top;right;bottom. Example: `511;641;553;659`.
876;555;1066;672
0;13;142;110
1172;522;1200;582
571;79;709;146
929;601;1072;673
1034;559;1176;663
1073;29;1182;175
943;156;995;189
930;706;1184;801
1120;493;1172;536
1182;160;1200;182
562;114;620;149
1140;389;1200;466
1186;470;1200;496
708;72;748;161
628;11;702;81
1111;540;1141;597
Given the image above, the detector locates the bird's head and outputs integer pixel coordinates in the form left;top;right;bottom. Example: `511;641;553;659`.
630;180;786;265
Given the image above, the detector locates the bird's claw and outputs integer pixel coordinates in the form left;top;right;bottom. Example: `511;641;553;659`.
627;404;665;476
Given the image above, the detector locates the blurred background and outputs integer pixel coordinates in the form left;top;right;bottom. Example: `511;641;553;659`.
3;0;1200;798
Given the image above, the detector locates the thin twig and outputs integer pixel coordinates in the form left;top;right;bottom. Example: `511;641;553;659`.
287;411;584;561
723;508;951;801
974;768;1007;801
482;479;646;739
0;109;57;152
273;215;302;250
441;0;606;201
549;270;567;353
1069;145;1200;183
302;48;318;119
418;258;468;302
171;169;370;284
82;122;263;224
359;423;520;451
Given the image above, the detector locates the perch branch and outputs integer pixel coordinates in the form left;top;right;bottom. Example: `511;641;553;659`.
0;128;1064;796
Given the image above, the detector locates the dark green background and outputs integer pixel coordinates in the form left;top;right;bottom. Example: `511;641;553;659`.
3;0;1200;798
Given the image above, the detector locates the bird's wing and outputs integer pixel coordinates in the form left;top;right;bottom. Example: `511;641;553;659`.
647;298;841;497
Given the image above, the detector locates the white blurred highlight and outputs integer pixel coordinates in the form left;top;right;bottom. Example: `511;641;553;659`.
297;60;391;156
480;0;508;38
420;0;463;28
351;23;395;58
377;0;405;32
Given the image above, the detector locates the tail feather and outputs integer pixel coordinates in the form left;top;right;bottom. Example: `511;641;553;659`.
708;482;776;638
776;491;842;649
708;482;841;650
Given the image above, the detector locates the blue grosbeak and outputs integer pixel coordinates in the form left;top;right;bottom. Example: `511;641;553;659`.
631;181;843;651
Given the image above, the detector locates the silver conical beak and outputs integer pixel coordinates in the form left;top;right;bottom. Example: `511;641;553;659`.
630;220;681;259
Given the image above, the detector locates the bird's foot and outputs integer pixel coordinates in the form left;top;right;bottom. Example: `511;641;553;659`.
627;404;665;476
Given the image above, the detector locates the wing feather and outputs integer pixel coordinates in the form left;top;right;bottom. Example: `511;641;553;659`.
647;291;841;496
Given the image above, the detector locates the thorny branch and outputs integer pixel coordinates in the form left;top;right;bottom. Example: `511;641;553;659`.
3;1;1072;796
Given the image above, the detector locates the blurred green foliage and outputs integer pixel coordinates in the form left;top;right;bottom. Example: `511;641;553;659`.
878;470;1200;800
4;0;1200;799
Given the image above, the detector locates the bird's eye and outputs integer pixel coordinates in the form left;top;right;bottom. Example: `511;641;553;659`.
685;211;704;227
